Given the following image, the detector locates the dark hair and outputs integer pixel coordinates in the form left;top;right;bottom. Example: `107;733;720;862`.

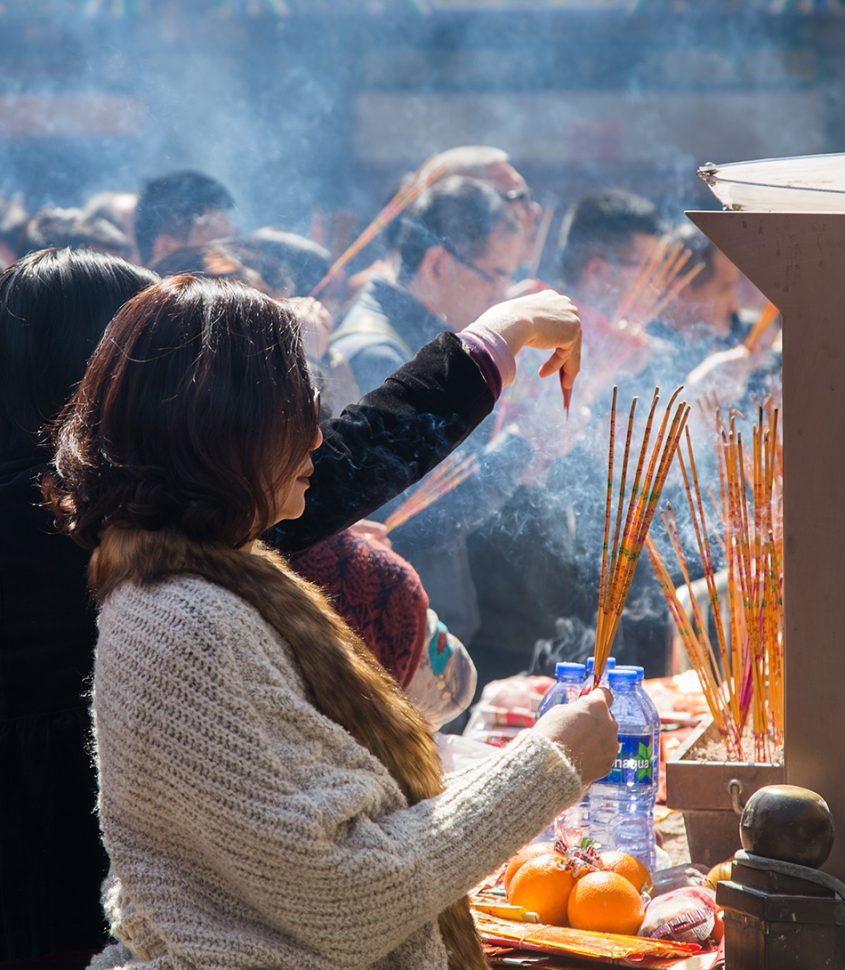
558;189;662;285
397;175;516;283
150;243;269;292
0;248;157;454
231;228;331;296
135;171;235;265
18;207;134;260
45;276;317;549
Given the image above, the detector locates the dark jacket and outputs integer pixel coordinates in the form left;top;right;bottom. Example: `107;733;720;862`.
330;278;446;398
0;332;492;965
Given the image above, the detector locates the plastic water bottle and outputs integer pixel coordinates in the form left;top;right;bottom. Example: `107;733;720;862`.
537;662;586;718
618;665;661;810
589;667;656;873
582;655;617;692
535;662;586;845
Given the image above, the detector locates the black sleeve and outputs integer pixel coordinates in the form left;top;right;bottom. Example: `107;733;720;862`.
346;343;408;400
268;332;495;556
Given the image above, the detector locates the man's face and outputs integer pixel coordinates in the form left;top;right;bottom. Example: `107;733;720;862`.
485;161;542;265
436;225;524;330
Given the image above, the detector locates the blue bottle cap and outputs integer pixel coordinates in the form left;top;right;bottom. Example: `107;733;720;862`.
555;661;586;680
585;656;617;676
616;664;645;683
608;667;638;689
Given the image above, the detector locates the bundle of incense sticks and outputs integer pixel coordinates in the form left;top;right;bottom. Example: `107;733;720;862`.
592;385;690;687
309;162;448;298
612;237;705;330
383;451;478;534
647;400;783;762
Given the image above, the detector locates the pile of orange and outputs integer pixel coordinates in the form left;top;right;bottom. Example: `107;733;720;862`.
504;844;650;935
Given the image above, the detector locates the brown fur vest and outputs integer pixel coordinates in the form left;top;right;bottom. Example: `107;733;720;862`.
90;527;488;969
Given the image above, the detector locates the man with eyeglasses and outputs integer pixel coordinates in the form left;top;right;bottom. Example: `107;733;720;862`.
331;175;523;399
329;175;529;647
417;145;542;269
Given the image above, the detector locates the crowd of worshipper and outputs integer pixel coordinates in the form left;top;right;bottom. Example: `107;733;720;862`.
0;145;780;968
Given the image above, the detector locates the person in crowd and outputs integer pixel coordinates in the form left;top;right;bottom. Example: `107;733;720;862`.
1;250;158;967
642;222;780;413
232;227;332;297
0;193;28;267
332;175;523;397
418;145;542;269
18;206;134;260
150;242;269;291
0;246;581;967
294;528;477;731
134;170;235;267
82;191;138;261
43;273;615;969
332;176;532;643
348;145;541;298
556;188;659;388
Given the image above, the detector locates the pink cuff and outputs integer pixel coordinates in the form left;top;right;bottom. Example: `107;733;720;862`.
460;323;518;390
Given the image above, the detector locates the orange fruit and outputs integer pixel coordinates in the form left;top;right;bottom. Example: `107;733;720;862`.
508;852;576;925
567;870;645;936
502;842;555;894
598;850;653;893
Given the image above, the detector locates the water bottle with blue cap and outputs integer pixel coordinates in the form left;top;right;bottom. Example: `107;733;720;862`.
588;666;656;872
537;662;587;718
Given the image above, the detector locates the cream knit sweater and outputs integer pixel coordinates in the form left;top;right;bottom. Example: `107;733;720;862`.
91;576;583;969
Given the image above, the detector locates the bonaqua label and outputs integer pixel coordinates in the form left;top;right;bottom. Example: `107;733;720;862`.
604;733;654;786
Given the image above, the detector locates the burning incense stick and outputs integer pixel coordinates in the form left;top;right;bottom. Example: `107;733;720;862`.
383;452;479;534
649;400;783;760
591;386;689;686
611;237;705;330
309;161;448;298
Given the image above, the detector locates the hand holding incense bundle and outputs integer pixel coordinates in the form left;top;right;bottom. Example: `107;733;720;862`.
383;451;479;534
592;385;689;687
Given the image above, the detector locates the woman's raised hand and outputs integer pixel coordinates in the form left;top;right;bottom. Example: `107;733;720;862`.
533;687;618;786
472;289;582;395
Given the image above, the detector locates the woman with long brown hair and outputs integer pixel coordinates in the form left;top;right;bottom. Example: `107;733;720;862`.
45;275;616;969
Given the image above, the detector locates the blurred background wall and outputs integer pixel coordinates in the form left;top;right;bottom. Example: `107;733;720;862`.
0;0;841;267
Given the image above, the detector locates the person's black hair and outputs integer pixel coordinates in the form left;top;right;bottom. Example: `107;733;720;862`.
45;275;316;549
18;207;133;260
397;175;516;283
230;229;331;296
558;189;661;286
0;248;157;455
135;170;235;266
150;243;268;292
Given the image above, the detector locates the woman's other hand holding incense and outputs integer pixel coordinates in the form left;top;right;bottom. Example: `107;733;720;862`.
534;687;618;786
